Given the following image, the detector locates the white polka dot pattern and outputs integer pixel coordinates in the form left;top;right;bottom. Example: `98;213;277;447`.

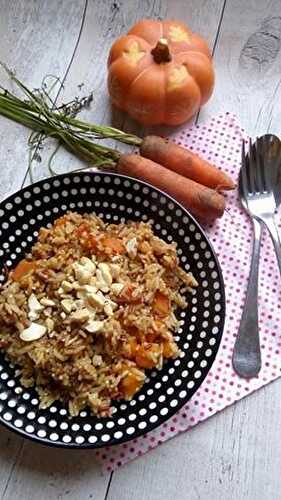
97;112;281;473
0;172;224;448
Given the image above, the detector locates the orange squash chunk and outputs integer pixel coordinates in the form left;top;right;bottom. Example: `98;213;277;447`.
11;259;37;281
152;291;170;316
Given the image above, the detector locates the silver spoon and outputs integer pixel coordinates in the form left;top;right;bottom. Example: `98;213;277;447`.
233;141;262;378
233;136;281;378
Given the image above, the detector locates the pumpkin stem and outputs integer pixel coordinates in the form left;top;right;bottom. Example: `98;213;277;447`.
151;38;171;63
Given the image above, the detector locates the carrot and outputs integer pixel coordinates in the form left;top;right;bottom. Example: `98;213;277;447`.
140;135;235;191
162;339;178;358
117;154;225;224
119;368;145;399
123;337;138;359
101;236;125;254
135;344;161;369
54;214;68;227
11;259;37;281
152;291;170;317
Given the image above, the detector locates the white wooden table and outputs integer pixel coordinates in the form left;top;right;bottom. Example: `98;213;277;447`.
0;1;281;499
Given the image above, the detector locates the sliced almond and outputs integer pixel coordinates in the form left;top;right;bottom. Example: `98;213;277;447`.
109;263;120;279
71;309;90;323
76;289;86;300
57;287;70;298
20;322;46;342
61;280;73;293
73;263;92;285
106;298;118;310
125;237;138;257
80;256;96;273
95;269;110;293
92;354;103;366
111;283;124;295
28;311;40;322
28;294;44;313
40;297;56;307
89;276;97;286
74;299;85;309
45;318;54;333
87;291;105;309
85;304;96;318
85;320;104;333
104;303;114;317
98;263;112;286
83;284;98;295
61;299;75;314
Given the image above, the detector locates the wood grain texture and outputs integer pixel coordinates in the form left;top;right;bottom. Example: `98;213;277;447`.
27;0;226;181
2;440;109;500
26;0;175;180
0;1;110;498
1;1;281;500
203;0;281;135
0;0;86;198
108;382;281;500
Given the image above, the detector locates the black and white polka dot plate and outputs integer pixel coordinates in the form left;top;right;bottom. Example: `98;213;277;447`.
0;172;225;448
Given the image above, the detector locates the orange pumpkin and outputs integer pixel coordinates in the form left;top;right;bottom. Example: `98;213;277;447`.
107;19;215;126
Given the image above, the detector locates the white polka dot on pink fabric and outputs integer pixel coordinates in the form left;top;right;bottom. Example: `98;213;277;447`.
96;112;281;473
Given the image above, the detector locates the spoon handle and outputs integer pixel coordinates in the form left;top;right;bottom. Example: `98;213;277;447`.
232;218;262;378
262;216;281;276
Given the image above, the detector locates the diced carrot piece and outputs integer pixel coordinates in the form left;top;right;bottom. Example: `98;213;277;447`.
11;260;37;281
101;237;124;254
135;344;161;369
117;283;141;304
54;215;68;227
146;331;157;343
162;339;178;358
82;235;98;252
75;223;91;237
152;291;170;316
75;223;99;252
123;337;138;359
139;241;151;253
119;368;144;399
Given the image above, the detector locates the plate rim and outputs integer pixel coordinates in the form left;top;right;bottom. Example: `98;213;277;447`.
0;171;226;449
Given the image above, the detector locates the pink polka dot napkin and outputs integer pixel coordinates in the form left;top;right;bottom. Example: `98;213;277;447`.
95;112;281;473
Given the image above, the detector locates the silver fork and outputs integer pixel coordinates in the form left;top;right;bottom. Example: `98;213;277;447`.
254;136;281;274
232;139;262;378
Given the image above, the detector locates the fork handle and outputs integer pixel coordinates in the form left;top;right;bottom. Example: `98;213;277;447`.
261;216;281;276
232;218;262;378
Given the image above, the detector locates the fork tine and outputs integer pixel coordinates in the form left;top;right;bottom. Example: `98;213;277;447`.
258;136;270;192
248;138;255;193
240;140;248;199
261;135;271;192
255;137;264;193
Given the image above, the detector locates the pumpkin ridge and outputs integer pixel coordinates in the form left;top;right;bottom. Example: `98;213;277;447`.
129;64;152;89
108;19;215;125
124;65;152;111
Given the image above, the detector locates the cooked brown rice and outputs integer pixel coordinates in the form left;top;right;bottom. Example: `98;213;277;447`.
0;212;197;417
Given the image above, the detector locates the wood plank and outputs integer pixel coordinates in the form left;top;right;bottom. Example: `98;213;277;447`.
24;0;172;180
3;441;109;500
27;0;226;181
202;0;281;135
108;381;281;500
0;2;109;500
108;2;281;499
0;427;23;498
0;0;86;199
